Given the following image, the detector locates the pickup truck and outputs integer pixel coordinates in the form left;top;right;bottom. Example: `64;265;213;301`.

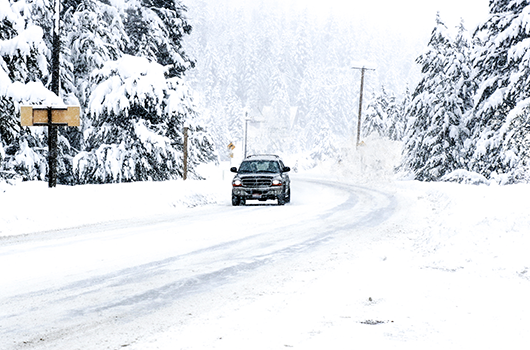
230;154;291;206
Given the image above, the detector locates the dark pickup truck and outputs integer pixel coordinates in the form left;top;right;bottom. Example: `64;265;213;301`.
230;154;291;206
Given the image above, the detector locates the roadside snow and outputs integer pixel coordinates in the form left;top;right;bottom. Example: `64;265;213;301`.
0;174;227;237
123;178;530;350
1;138;530;349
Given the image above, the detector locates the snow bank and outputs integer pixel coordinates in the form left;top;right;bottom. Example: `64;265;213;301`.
0;178;229;237
296;135;403;185
440;169;489;185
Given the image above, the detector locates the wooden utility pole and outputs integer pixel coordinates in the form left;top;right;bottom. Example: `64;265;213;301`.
183;126;188;180
352;66;375;147
244;112;249;159
20;0;80;188
48;0;61;187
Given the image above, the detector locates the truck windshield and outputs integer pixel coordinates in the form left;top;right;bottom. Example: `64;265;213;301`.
239;160;280;173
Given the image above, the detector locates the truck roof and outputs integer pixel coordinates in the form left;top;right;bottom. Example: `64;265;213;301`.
244;154;280;161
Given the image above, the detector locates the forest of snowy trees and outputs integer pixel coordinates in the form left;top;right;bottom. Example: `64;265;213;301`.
403;1;530;184
182;0;419;162
1;0;530;185
0;0;215;184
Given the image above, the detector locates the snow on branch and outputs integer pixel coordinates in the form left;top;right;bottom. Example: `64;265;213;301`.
89;54;194;118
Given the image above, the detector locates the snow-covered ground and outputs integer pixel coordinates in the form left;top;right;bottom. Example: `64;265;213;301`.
1;138;530;349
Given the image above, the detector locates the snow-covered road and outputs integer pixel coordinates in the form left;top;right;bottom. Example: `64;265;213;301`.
0;178;396;350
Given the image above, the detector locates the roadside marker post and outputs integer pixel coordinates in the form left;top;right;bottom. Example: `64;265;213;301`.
183;126;188;181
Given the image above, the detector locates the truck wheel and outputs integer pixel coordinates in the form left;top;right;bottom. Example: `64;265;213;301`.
277;194;286;206
285;187;291;203
232;195;240;206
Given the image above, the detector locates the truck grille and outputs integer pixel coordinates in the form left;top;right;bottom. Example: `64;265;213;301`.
241;176;272;187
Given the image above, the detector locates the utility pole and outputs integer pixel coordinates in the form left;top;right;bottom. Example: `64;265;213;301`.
20;0;80;188
48;0;61;187
352;65;375;147
244;112;249;159
242;112;263;158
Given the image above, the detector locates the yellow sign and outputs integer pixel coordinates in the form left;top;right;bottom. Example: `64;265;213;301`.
21;106;80;127
228;142;235;150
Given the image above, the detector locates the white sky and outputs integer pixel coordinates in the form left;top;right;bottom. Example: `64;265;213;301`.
295;0;489;33
222;0;490;38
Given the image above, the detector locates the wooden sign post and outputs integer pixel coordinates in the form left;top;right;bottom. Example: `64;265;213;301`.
20;105;80;187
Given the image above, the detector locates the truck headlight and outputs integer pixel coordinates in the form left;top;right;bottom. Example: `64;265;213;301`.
233;179;242;187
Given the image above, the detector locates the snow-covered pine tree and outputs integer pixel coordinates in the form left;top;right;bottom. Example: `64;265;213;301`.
443;19;474;169
2;0;215;184
74;54;213;183
303;64;334;156
55;0;132;184
402;15;451;180
0;0;62;182
221;63;244;146
124;0;193;78
65;0;126;102
402;14;472;181
494;102;530;182
363;86;407;141
71;0;214;183
394;86;412;141
309;120;338;163
467;0;530;183
385;92;404;141
265;66;291;153
363;88;389;139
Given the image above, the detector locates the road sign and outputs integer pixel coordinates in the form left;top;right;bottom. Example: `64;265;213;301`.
20;105;81;188
228;142;235;151
21;106;80;126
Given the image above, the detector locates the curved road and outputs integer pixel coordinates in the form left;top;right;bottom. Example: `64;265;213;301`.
0;178;396;349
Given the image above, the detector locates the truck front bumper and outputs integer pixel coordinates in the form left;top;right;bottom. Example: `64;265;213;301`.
232;187;283;200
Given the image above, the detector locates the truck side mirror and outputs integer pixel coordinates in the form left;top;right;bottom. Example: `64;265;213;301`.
283;166;291;173
230;167;238;173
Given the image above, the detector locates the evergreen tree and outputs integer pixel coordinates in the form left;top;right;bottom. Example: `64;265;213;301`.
69;0;213;183
363;88;389;139
57;0;128;184
124;0;193;77
363;86;407;141
396;86;412;141
0;0;59;182
467;0;530;182
496;103;530;183
1;0;214;184
66;0;126;103
385;91;404;141
266;66;291;153
74;55;214;183
402;14;472;181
